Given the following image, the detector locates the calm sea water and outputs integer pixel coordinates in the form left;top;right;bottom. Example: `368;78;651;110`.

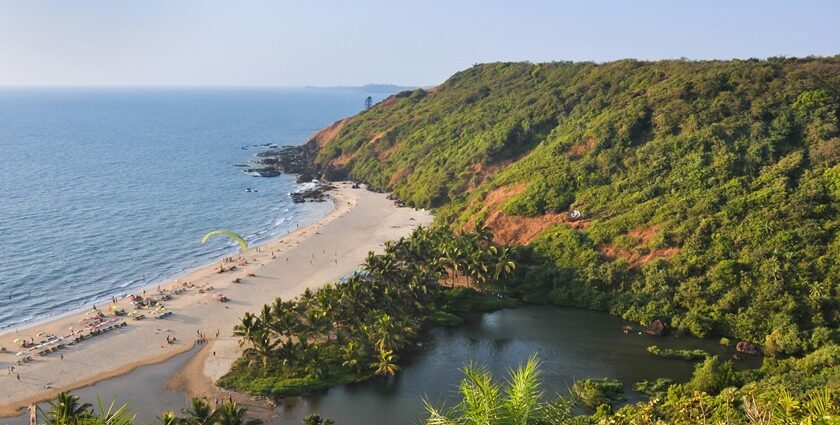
0;88;386;330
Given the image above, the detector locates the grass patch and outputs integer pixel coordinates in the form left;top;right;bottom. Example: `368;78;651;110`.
647;345;711;361
572;378;625;408
425;310;464;327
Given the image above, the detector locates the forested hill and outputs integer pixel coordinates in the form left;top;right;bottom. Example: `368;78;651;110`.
308;58;840;355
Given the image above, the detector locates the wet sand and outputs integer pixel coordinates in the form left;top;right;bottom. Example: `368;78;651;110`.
0;183;432;416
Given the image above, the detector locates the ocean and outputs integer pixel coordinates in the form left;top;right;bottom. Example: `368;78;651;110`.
0;87;383;330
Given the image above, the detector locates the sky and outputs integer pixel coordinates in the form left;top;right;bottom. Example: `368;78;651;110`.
1;0;838;87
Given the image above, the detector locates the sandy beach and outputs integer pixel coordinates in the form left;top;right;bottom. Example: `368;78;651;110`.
0;183;432;416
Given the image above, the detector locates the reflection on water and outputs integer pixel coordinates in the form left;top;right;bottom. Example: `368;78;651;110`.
1;306;761;425
272;306;759;424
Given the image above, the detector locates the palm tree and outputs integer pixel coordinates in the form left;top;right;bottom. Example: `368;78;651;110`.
491;246;516;284
89;397;135;425
473;220;494;248
423;356;573;425
371;349;400;376
366;313;409;352
440;246;463;286
213;402;262;425
340;340;365;372
40;391;93;425
234;312;277;367
304;308;332;342
466;250;490;287
233;313;259;348
157;411;178;425
180;397;216;425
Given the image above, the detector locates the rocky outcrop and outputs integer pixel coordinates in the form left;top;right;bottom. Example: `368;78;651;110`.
290;183;335;203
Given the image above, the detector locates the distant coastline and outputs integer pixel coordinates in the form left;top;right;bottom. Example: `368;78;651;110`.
303;83;417;93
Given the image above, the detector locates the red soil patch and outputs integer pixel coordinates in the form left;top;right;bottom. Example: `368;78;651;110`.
309;118;351;148
424;86;441;96
467;160;515;189
599;225;679;268
628;224;659;244
486;211;567;245
568;138;596;158
389;167;411;186
377;141;402;160
331;151;358;167
330;131;390;167
378;95;401;109
470;184;589;246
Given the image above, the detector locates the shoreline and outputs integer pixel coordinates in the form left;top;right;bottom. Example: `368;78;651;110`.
0;183;433;417
0;198;332;335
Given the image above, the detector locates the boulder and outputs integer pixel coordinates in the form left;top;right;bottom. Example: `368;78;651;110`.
644;319;666;336
736;341;760;355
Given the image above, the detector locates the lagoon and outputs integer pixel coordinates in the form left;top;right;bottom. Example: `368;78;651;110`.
2;305;759;425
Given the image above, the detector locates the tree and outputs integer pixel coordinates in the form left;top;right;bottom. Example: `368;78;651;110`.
371;349;400;376
158;411;178;425
423;356;573;425
490;246;516;289
340;340;364;372
686;356;739;394
180;397;216;425
213;402;262;425
302;414;335;425
40;392;92;425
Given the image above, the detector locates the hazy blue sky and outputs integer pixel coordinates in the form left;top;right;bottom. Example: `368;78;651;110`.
1;0;838;87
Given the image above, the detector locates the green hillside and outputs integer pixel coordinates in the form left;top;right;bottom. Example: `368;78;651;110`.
310;58;840;355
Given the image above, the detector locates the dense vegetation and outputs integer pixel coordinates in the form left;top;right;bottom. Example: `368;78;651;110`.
219;225;516;396
35;392;262;425
311;57;840;356
424;354;838;424
299;57;840;423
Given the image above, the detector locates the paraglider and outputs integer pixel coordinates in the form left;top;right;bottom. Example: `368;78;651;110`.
201;229;248;252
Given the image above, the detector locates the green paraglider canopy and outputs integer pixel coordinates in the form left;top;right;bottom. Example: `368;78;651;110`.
201;229;248;252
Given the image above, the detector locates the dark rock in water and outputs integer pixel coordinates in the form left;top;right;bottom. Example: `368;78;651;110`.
245;167;282;177
250;142;322;179
246;139;352;183
644;319;666;336
736;341;760;355
290;184;335;203
233;164;249;167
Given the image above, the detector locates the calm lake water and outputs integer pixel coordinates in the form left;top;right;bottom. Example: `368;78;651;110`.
0;88;392;330
1;306;760;425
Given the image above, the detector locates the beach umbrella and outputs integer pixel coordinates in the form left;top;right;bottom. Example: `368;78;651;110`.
201;229;248;252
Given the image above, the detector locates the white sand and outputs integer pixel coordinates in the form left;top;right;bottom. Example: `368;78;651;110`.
0;183;432;415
